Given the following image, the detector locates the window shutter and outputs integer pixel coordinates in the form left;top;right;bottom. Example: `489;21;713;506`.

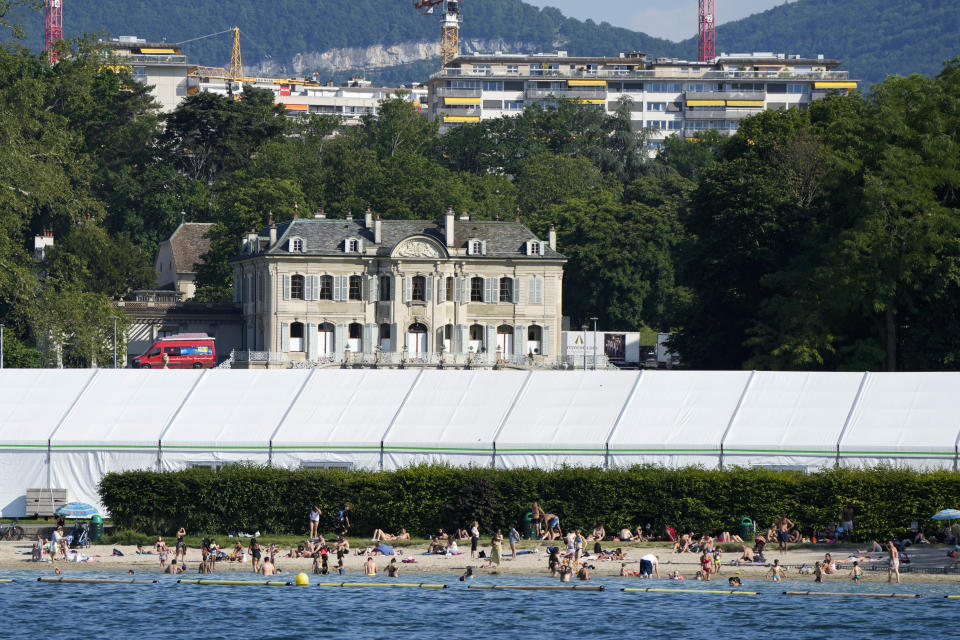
514;325;526;356
306;323;318;359
389;323;398;352
425;276;433;302
280;322;290;352
466;240;474;256
403;276;412;303
371;324;380;350
370;276;379;302
453;277;462;303
357;238;364;253
233;273;240;303
538;242;545;256
480;240;487;255
424;331;431;354
460;278;469;303
541;325;551;356
527;277;536;303
309;275;319;301
525;240;532;256
455;325;467;354
513;277;521;304
484;277;496;303
363;323;374;354
393;275;401;302
282;274;291;301
437;277;446;303
485;325;496;353
341;275;350;301
334;323;346;357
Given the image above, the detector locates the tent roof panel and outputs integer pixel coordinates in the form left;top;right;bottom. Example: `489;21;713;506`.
723;371;863;453
162;370;311;448
53;370;204;448
0;369;95;447
609;370;752;452
840;373;960;454
386;370;528;451
496;371;639;451
272;369;420;448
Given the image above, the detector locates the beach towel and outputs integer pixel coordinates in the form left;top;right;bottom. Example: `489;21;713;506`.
376;544;394;556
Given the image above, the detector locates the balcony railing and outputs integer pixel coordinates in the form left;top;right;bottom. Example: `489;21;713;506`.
525;89;607;100
432;68;851;82
435;87;483;97
437;107;481;117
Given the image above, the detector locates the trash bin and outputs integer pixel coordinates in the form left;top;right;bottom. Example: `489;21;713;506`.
90;514;103;543
523;512;534;540
739;517;755;541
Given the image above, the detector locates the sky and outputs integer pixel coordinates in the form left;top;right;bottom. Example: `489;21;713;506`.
522;0;792;41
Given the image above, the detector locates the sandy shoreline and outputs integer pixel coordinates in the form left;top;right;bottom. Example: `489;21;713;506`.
2;541;958;584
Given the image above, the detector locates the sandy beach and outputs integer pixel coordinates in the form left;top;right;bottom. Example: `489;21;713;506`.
3;540;958;584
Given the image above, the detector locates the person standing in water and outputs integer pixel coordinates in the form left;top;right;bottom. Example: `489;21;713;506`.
248;537;262;573
364;556;377;576
887;541;900;584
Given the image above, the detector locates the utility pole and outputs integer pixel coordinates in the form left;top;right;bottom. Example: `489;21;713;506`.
109;316;119;368
590;317;598;370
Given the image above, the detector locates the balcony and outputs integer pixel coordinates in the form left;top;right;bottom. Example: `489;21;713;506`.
432;67;850;82
435;87;483;98
525;89;607;100
686;90;765;101
437;107;480;117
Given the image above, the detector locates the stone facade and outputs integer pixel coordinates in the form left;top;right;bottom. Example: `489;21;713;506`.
230;210;565;368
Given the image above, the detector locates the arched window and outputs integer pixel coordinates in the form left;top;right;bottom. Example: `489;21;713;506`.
497;324;514;355
407;322;428;355
319;275;333;300
349;275;363;300
290;322;305;352
412;275;426;301
470;277;484;302
291;275;305;300
317;322;334;356
379;323;392;352
290;237;304;252
499;277;513;303
348;322;362;352
469;323;484;353
527;325;543;355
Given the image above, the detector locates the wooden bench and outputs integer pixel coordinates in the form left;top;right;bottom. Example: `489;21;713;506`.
25;488;67;519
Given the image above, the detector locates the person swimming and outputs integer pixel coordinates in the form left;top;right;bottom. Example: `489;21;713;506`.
459;566;475;581
728;576;742;586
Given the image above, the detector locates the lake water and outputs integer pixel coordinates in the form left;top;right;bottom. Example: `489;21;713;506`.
5;570;960;638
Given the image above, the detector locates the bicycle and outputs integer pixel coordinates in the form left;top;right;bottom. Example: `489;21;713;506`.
0;520;24;541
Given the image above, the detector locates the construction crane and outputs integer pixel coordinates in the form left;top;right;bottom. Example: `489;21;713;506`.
44;0;63;65
181;26;244;82
698;0;716;62
414;0;462;69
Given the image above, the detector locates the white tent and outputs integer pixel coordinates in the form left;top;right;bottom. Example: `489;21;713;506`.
721;371;866;471
608;370;753;468
3;368;960;517
839;372;960;469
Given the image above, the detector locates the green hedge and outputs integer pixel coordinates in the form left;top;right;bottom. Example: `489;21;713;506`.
98;464;960;542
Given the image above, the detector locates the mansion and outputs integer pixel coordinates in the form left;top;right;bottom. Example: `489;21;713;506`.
231;209;566;368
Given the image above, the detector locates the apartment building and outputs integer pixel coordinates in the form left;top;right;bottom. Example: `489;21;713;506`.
102;36;191;112
426;51;858;149
231;209;565;368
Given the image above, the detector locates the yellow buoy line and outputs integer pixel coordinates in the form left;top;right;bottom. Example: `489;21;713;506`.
623;587;757;595
38;577;158;584
468;584;604;591
316;582;448;589
179;579;293;586
784;591;921;598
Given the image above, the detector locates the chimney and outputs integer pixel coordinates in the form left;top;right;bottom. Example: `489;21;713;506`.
374;215;382;244
515;206;521;223
459;210;469;221
444;206;455;247
315;207;326;219
365;206;373;229
245;228;259;254
293;202;299;219
548;225;556;251
268;211;277;246
346;210;353;221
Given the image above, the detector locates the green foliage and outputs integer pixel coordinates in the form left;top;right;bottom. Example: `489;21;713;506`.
99;464;960;543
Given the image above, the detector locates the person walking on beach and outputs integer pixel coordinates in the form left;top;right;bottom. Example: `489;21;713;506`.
309;505;322;540
887;541;900;584
470;521;480;559
175;526;187;564
248;537;262;573
776;515;794;555
508;526;520;560
335;504;351;535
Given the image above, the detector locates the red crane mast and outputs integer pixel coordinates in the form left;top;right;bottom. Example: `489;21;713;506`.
44;0;63;64
698;0;715;62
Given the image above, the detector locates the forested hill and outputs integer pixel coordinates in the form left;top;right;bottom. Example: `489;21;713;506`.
9;0;957;87
691;0;959;88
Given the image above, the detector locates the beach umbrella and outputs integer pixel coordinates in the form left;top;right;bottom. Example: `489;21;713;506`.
55;502;99;519
932;509;960;520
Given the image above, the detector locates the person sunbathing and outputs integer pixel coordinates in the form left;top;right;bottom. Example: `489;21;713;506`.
739;545;755;563
858;541;884;553
618;528;634;541
586;525;606;541
822;553;838;574
373;528;400;541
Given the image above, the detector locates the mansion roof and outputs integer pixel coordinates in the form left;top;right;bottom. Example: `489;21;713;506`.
242;218;565;260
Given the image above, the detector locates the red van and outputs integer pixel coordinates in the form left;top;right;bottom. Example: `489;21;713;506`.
132;333;217;369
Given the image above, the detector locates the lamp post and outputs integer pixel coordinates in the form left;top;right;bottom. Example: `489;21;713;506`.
581;324;587;371
109;316;120;368
590;317;598;371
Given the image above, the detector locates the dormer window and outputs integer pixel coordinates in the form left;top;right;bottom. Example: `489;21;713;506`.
467;239;487;256
526;240;544;256
290;237;304;252
345;237;361;253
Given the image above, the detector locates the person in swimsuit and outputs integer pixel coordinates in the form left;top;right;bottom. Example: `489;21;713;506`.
508;526;520;559
175;527;187;563
386;558;400;577
822;553;838;574
767;559;785;582
309;505;322;540
364;556;377;576
813;561;823;582
576;565;590;581
559;562;572;582
470;521;480;559
260;558;275;576
776;516;795;555
248;538;262;573
728;576;742;586
155;537;168;569
887;541;900;584
700;550;712;581
850;561;863;582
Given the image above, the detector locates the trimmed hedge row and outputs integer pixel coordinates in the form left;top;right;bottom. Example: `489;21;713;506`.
99;464;960;541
